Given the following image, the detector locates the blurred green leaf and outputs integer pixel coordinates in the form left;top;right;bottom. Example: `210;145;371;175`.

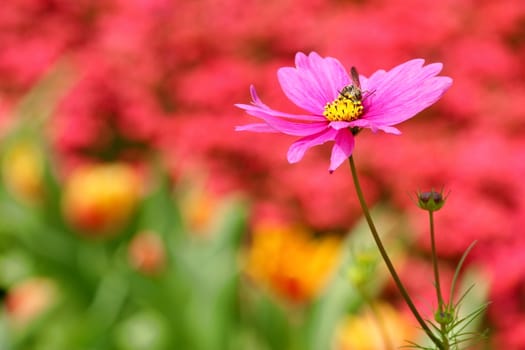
139;161;183;239
301;237;356;350
173;197;248;350
114;310;168;350
0;309;13;350
249;291;292;350
302;204;402;350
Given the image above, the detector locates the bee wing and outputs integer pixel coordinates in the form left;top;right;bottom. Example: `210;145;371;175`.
350;67;361;89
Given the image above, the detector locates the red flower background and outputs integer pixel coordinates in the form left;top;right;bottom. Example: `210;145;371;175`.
1;0;525;347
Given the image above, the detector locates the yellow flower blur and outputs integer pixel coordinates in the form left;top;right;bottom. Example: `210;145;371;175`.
62;163;141;235
244;223;342;303
335;302;419;350
2;141;44;204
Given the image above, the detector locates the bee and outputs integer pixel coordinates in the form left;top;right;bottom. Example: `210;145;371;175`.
339;67;362;102
323;66;368;124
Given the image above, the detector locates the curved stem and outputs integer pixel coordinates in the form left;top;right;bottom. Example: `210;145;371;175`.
348;156;443;349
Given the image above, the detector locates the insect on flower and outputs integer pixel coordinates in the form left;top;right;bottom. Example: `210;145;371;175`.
339;67;363;101
322;66;366;126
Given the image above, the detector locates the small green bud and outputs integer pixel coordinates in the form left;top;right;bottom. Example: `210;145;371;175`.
354;251;377;266
417;190;446;212
434;309;454;325
347;266;368;287
347;251;379;288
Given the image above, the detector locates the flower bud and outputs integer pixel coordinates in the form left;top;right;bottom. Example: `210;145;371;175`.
417;190;446;212
347;251;379;289
434;309;454;326
347;266;368;288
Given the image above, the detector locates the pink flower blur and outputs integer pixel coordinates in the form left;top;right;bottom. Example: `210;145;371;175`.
236;52;452;172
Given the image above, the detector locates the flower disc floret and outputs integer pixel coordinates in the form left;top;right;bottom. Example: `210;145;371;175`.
323;94;364;122
235;52;453;172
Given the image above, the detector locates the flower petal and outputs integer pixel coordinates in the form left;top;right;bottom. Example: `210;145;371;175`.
362;59;452;126
236;86;330;136
287;128;338;163
329;129;355;172
348;119;402;134
359;70;385;92
378;125;402;134
329;121;353;130
235;85;325;122
278;52;350;114
237;107;329;136
235;103;324;121
235;123;279;133
264;118;329;136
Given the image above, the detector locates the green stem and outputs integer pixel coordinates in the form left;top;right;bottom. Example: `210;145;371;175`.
348;156;443;349
429;210;450;350
429;211;445;310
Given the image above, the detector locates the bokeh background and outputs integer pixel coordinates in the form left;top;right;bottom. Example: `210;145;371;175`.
0;0;524;349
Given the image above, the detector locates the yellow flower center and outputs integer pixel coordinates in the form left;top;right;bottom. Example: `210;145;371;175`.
323;86;364;122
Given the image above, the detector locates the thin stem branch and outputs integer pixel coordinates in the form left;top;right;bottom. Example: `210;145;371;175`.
348;155;443;349
429;210;445;310
429;210;450;350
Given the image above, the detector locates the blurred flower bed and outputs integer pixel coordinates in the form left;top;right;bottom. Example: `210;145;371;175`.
1;0;525;348
0;115;427;349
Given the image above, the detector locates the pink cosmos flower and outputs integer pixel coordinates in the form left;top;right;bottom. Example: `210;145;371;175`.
235;52;452;172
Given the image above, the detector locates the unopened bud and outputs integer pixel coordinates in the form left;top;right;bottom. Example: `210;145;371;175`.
434;309;454;326
347;251;379;288
417;190;446;212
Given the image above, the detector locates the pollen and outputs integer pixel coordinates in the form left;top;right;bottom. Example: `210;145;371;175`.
323;96;364;122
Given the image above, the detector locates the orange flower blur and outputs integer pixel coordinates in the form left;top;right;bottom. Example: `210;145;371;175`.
180;184;219;237
62;163;141;235
128;231;165;274
5;278;55;327
244;223;342;303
